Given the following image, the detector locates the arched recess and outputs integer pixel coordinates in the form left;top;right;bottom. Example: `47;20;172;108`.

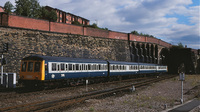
155;45;158;64
131;42;139;62
159;48;169;65
151;44;155;63
146;43;150;63
142;44;147;63
136;43;141;62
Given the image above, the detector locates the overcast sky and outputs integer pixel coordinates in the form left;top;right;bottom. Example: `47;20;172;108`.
1;0;199;49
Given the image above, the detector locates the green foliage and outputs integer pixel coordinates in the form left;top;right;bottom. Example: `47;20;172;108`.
15;0;32;16
131;30;155;38
85;23;109;30
4;1;14;13
171;42;184;49
48;10;57;22
177;42;184;48
40;7;57;22
14;0;57;22
131;30;139;35
72;21;82;25
29;0;41;18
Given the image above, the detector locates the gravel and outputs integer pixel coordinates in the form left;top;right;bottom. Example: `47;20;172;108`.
66;75;200;112
0;75;199;112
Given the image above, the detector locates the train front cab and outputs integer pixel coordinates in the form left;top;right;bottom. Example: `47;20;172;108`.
19;60;45;85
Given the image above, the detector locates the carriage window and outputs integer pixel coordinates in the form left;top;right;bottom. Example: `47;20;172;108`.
34;62;41;72
98;65;101;70
57;64;60;71
65;64;68;71
92;64;96;70
69;64;72;71
82;64;85;70
85;64;88;70
76;64;79;70
61;63;65;71
88;64;91;70
28;62;34;72
21;62;27;72
52;63;56;71
73;64;76;70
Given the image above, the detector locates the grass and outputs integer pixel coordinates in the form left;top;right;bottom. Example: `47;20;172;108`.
89;107;95;112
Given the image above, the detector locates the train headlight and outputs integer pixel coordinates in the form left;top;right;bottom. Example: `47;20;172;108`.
52;74;55;78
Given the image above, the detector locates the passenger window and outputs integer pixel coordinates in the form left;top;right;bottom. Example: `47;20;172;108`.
21;62;27;72
69;64;72;71
85;65;87;70
73;64;75;70
66;64;68;71
61;63;65;71
52;63;56;71
28;62;34;72
76;64;79;70
34;62;41;72
88;64;91;70
57;64;60;71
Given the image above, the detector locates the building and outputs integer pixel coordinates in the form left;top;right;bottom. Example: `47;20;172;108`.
45;6;90;25
0;6;5;12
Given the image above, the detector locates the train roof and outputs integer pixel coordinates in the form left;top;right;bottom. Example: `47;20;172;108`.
22;55;107;63
108;60;138;65
138;62;158;66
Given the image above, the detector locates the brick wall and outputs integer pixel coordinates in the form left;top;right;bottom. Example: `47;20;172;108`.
109;31;128;40
147;37;159;44
84;27;109;38
51;22;83;35
9;15;50;31
129;34;146;42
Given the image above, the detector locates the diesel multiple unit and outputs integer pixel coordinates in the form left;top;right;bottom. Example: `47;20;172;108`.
19;55;167;86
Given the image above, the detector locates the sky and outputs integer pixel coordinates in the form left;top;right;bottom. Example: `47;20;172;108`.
0;0;199;49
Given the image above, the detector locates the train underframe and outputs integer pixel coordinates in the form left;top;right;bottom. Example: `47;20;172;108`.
18;73;162;88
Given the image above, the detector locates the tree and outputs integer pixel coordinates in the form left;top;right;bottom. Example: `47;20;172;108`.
29;0;41;18
72;21;81;25
15;0;41;18
48;10;57;22
4;1;14;13
39;7;57;22
15;0;31;16
177;42;184;48
131;30;139;35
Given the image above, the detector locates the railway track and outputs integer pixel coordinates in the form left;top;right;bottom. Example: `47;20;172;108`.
0;75;149;100
0;75;175;112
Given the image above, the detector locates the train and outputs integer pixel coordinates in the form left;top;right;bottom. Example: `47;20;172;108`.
19;55;168;87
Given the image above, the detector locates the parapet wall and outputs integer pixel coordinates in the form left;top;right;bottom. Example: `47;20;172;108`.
0;13;171;48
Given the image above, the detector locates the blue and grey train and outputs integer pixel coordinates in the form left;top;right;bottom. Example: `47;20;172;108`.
19;55;167;86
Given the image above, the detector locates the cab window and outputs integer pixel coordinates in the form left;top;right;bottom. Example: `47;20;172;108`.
28;62;34;72
34;62;41;72
21;62;27;72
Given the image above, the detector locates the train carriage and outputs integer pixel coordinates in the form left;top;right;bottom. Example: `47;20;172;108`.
19;55;168;87
108;61;139;76
19;55;108;85
138;63;158;74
